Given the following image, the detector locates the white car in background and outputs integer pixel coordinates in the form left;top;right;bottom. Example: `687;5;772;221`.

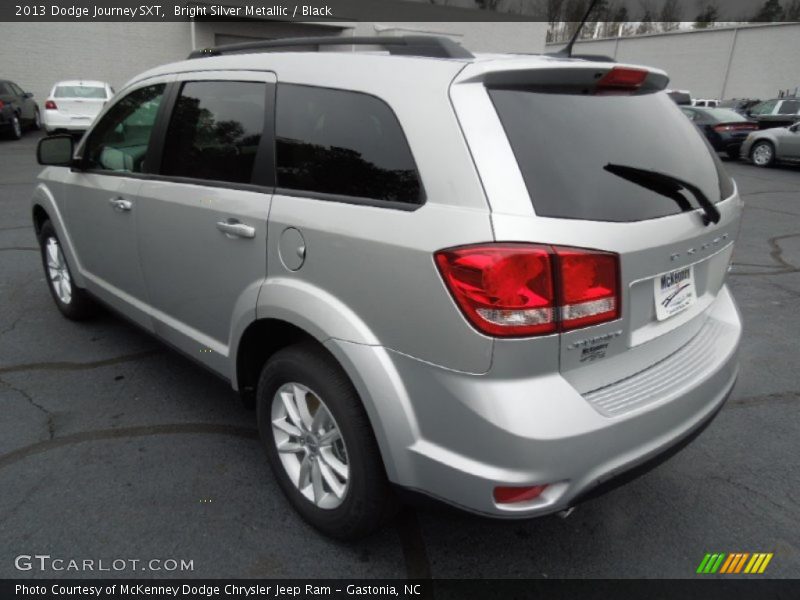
691;98;719;108
43;80;114;135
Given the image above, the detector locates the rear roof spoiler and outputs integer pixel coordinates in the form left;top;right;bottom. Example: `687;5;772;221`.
482;65;669;95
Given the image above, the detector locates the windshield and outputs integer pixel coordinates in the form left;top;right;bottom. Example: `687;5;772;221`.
54;86;107;99
488;88;733;222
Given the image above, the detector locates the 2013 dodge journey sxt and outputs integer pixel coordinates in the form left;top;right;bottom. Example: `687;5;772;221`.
32;36;742;539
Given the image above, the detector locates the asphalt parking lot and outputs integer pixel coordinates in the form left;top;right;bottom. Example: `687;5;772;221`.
1;131;798;580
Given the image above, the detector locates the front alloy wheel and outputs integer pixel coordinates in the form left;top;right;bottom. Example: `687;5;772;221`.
271;382;350;509
751;141;774;167
38;220;97;320
45;236;72;305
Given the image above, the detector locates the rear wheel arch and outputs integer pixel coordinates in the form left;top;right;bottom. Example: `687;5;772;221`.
235;319;321;405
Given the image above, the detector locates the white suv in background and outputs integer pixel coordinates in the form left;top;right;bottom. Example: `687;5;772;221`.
43;80;114;135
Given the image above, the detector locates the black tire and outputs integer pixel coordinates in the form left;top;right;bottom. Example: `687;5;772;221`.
256;342;397;539
7;114;22;140
38;220;97;320
31;108;41;131
750;140;775;168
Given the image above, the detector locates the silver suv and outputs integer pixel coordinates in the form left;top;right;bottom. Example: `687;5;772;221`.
33;36;742;539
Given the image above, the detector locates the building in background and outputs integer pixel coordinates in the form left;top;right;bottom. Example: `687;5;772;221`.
3;15;796;107
0;19;547;102
552;22;800;101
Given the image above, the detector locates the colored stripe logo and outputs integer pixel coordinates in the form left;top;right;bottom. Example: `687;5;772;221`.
696;552;773;574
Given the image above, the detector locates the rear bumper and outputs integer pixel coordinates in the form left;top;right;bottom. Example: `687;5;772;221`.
712;133;748;153
327;286;741;518
42;111;92;132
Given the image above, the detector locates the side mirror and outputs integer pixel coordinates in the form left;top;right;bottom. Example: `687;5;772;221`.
37;135;75;166
23;92;34;99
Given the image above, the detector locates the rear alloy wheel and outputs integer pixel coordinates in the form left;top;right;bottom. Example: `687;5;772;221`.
38;220;97;320
751;141;775;167
257;342;396;539
32;109;41;131
271;381;350;510
9;114;22;140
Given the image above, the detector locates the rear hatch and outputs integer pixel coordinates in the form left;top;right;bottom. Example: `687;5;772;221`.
451;59;741;392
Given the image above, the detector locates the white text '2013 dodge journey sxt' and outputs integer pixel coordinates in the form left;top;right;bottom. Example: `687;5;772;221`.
33;36;742;539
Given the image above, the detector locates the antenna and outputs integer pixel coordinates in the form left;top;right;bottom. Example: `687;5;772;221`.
553;0;602;58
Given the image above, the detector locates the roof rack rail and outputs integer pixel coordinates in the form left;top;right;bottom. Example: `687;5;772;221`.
187;35;474;60
571;54;616;63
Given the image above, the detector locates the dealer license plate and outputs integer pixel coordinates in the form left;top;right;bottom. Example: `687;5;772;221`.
654;265;697;320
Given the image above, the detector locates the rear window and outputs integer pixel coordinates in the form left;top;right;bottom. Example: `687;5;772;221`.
489;89;733;222
55;86;107;99
701;108;748;122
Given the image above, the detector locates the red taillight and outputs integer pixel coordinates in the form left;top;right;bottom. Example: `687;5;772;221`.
435;244;620;338
45;100;58;110
596;67;649;92
0;100;4;110
555;247;619;330
713;123;757;132
494;485;548;504
435;244;556;337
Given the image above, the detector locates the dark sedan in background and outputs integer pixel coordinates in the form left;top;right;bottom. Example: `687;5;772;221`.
0;79;40;140
680;106;758;159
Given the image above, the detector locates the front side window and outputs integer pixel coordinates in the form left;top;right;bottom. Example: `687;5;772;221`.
751;100;777;115
83;84;165;173
161;80;267;184
9;82;24;96
275;84;422;205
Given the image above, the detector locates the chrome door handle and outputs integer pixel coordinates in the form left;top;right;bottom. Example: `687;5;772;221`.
109;197;132;212
216;219;255;239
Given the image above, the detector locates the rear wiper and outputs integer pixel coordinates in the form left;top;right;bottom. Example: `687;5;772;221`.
604;163;721;226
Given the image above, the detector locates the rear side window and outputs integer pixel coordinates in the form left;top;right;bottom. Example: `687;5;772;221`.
275;84;422;205
161;81;267;184
778;100;800;115
489;89;733;222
